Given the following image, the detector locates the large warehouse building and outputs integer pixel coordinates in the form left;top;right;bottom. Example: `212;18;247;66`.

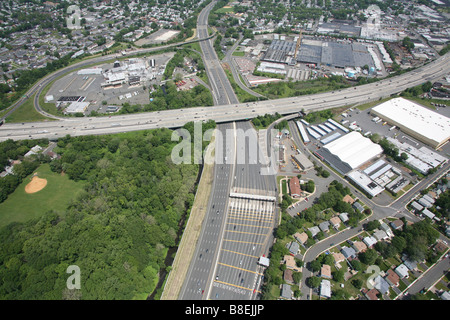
316;131;383;174
371;97;450;149
296;39;376;69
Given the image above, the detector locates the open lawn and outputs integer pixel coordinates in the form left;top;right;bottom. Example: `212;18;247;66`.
5;93;53;123
0;163;85;228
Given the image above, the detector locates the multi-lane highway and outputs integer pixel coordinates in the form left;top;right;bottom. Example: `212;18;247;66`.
1;52;448;142
207;121;277;300
196;1;239;106
179;122;236;300
179;120;278;300
0;21;217;123
1;0;449;302
179;1;277;300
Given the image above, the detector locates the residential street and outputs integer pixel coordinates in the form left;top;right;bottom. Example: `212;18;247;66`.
285;118;450;299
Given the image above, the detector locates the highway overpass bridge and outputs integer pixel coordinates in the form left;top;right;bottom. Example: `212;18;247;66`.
0;52;448;142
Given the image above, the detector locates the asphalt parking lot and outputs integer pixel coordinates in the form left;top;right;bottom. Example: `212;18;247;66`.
45;53;175;115
337;103;450;156
290;99;450;207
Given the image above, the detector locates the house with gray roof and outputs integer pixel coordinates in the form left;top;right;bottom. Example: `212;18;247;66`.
418;197;433;208
390;219;404;230
319;221;330;232
339;212;349;223
341;246;356;259
395;264;409;279
374;275;390;295
422;194;435;204
363;236;377;248
422;208;435;220
373;229;389;241
441;291;450;300
288;241;300;255
281;284;292;300
308;226;320;238
402;256;418;271
320;280;331;299
379;222;393;237
410;201;424;212
352;202;364;213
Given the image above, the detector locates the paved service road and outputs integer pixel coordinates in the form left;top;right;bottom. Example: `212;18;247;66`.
399;255;449;299
287;118;450;299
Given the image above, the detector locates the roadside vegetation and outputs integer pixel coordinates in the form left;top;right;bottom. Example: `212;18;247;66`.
253;75;351;100
115;82;213;115
0;127;205;299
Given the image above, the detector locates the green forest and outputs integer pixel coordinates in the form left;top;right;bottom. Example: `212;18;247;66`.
0;128;202;299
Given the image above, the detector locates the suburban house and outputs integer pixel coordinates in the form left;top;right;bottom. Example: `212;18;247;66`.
320;280;331;299
283;255;301;272
294;232;308;245
410;201;424;212
308;226;320;238
363;236;377;248
343;194;355;204
288;241;300;255
330;216;341;229
385;269;400;287
321;264;332;279
422;208;435;220
352;202;364;213
379;222;394;237
374;275;390;295
352;241;367;253
24;145;43;157
332;252;345;264
281;283;292;300
440;291;450;300
373;229;389;241
283;269;295;285
339;212;349;223
289;176;301;198
341;246;357;259
363;288;380;300
319;221;330;232
434;241;448;254
395;264;410;279
390;219;404;230
402;256;418;271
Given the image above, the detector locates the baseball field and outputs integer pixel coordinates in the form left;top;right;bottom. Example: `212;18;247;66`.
0;163;85;229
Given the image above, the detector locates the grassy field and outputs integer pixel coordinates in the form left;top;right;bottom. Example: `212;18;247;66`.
215;6;234;14
0;163;85;228
5;93;53;123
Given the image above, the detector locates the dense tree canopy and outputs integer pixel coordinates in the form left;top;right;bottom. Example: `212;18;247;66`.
0;129;200;299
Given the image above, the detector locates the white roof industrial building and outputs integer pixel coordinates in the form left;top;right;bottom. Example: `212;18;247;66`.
65;101;90;114
371;97;450;149
347;170;385;197
318;131;383;174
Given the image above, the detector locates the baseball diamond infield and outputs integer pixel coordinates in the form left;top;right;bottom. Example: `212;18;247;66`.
24;175;48;194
